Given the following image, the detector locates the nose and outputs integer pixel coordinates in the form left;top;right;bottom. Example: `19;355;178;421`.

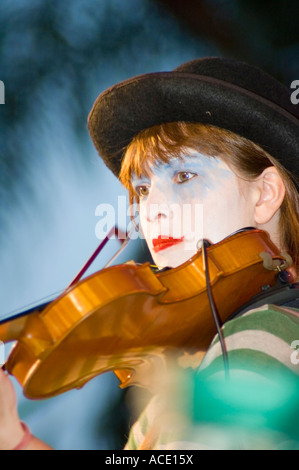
143;182;171;223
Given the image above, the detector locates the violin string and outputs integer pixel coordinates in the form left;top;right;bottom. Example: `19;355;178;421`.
0;291;63;322
202;239;229;378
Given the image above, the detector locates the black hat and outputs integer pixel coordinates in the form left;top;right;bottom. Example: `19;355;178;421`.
88;57;299;180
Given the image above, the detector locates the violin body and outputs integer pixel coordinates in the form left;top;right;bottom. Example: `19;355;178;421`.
0;230;286;399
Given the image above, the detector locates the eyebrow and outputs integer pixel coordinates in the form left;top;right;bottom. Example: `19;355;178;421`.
131;174;151;185
131;154;222;185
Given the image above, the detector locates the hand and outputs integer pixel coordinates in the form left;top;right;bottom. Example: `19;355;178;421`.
0;368;24;450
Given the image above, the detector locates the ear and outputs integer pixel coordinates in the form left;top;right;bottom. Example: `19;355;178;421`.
254;167;285;225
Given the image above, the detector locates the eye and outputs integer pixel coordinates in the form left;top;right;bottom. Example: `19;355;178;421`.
135;185;150;199
174;171;197;184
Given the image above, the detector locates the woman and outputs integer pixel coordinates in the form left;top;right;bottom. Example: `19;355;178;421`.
118;120;299;449
1;57;298;450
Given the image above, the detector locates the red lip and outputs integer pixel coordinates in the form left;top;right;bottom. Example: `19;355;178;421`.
152;236;184;253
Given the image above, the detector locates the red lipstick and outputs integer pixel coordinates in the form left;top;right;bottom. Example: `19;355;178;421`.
152;236;184;253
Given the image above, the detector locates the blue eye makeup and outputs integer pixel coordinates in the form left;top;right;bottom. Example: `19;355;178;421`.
131;175;151;199
135;184;150;198
173;171;198;184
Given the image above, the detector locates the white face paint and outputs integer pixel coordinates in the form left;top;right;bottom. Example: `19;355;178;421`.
131;151;257;268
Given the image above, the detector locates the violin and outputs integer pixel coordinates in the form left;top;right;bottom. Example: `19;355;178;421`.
0;229;292;399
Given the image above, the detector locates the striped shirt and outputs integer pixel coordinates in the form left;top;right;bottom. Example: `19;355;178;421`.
125;304;299;450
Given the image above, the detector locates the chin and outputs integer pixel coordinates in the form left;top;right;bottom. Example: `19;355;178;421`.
152;245;197;269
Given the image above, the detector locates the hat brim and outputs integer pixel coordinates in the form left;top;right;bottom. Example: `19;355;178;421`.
88;71;299;179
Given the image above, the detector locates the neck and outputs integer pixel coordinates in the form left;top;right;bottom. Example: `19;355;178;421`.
257;212;281;249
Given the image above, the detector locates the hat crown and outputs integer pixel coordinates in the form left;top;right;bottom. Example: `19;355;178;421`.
88;56;299;181
175;57;299;119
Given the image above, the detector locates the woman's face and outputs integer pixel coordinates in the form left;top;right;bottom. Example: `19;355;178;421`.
131;150;257;268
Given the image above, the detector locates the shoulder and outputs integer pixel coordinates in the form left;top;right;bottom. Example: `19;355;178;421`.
199;304;299;378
